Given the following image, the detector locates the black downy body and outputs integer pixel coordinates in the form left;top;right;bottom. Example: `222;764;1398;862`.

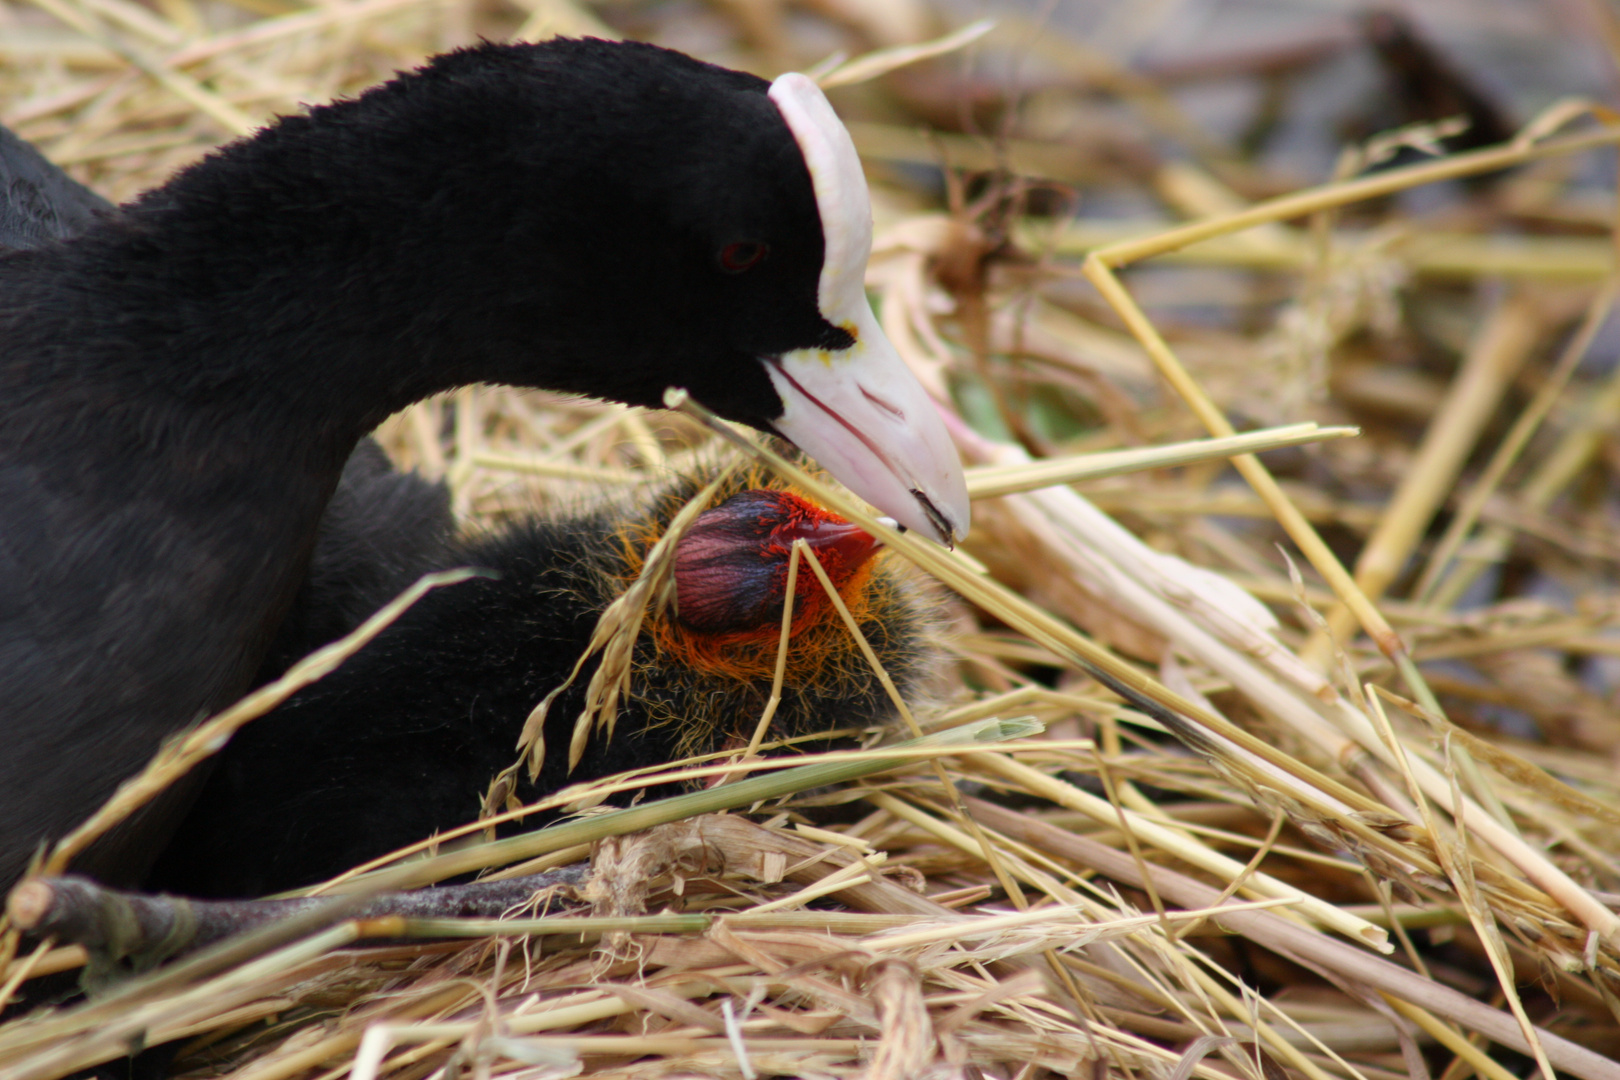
147;466;945;899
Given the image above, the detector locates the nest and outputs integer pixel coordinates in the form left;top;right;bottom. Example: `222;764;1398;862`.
5;1;1620;1078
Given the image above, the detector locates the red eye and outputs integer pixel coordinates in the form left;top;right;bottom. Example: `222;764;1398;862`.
718;241;768;273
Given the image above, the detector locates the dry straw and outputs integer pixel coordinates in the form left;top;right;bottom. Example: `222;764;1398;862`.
5;2;1620;1079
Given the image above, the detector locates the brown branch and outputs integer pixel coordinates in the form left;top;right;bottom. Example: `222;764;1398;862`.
5;866;586;978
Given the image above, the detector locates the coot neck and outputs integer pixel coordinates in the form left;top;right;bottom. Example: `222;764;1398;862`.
139;119;541;436
46;93;618;465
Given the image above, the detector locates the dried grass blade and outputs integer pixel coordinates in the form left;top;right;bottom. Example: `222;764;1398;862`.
327;716;1042;891
964;423;1358;499
817;18;995;89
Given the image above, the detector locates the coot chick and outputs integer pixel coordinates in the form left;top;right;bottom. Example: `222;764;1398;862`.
147;464;946;898
0;39;968;887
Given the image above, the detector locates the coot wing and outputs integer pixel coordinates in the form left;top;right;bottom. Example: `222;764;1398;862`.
0;125;111;251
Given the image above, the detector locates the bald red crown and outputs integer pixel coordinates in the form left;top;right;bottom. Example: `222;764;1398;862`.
673;490;881;634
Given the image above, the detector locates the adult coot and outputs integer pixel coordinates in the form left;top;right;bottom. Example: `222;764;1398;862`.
147;463;946;898
0;39;968;887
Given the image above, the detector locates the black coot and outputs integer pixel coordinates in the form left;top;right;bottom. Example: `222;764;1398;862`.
0;38;968;887
147;464;946;899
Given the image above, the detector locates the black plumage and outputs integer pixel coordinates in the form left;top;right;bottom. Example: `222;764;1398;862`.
0;125;112;249
0;38;967;888
0;142;453;682
256;440;454;682
147;464;946;899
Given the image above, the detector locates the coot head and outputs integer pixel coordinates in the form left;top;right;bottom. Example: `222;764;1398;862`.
141;39;968;543
674;487;882;634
